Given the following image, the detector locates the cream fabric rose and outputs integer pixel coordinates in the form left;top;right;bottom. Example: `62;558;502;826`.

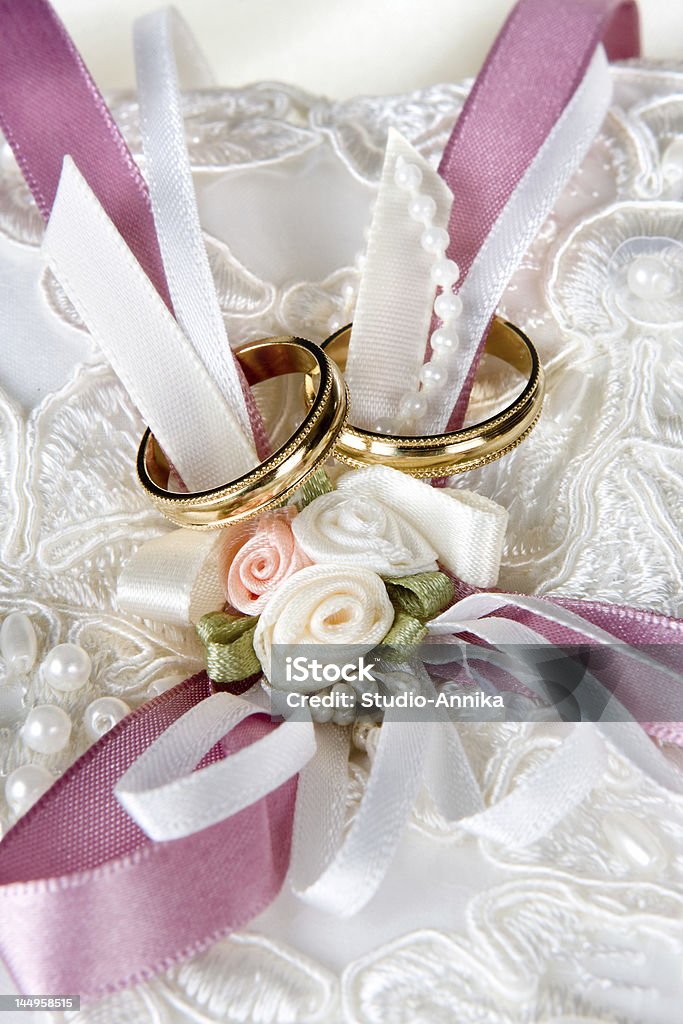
291;489;438;577
219;509;311;615
253;563;395;686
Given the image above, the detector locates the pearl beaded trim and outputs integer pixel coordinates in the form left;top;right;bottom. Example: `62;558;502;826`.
393;154;466;432
325;155;462;434
378;156;463;434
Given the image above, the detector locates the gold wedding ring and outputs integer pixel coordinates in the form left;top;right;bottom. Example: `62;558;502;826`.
311;317;544;478
137;336;348;528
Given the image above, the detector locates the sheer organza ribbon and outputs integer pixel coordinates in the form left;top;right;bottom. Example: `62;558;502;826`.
2;0;679;1005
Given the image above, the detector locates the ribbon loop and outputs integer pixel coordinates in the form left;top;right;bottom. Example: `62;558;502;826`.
196;611;260;685
115;692;314;842
134;6;257;450
0;676;297;1000
44;160;257;491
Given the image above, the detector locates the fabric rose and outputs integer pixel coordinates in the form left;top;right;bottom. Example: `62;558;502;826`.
253;563;395;686
219;509;312;615
291;489;438;577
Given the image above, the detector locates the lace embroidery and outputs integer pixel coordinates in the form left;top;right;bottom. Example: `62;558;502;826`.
0;63;682;1021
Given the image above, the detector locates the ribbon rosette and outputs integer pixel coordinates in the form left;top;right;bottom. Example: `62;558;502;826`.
112;463;683;921
118;465;508;685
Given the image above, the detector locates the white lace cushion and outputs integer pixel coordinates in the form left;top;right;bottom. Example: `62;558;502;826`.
1;64;683;1022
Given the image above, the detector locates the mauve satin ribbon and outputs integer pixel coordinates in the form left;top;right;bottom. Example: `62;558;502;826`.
0;0;170;304
0;0;268;455
0;674;297;1000
448;576;683;742
439;0;640;424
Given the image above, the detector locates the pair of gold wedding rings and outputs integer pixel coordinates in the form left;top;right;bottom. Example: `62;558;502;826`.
138;318;544;529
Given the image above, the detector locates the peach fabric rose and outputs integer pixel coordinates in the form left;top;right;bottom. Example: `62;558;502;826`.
219;509;312;615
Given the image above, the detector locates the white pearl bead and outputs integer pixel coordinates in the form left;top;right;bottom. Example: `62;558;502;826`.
434;290;463;321
394;160;422;191
398;393;429;421
352;719;380;753
331;681;356;726
408;194;436;225
327;315;343;334
84;696;130;741
341;282;356;304
1;612;38;675
430;258;460;288
430;327;460;357
310;690;335;725
420;226;449;254
373;416;395;434
395;415;417;434
419;362;449;392
41;643;91;692
626;255;675;301
22;705;72;754
5;764;53;816
385;671;419;696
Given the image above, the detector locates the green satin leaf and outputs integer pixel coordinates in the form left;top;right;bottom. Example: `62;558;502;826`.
294;468;334;509
196;611;260;683
385;571;455;623
382;609;428;651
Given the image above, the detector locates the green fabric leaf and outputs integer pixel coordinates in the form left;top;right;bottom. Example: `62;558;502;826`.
196;611;260;683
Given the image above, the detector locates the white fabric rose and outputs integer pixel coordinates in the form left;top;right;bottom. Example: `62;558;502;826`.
335;467;507;587
253;563;395;688
291;489;438;577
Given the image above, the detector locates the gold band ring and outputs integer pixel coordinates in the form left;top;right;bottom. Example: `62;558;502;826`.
137;335;348;528
310;317;544;478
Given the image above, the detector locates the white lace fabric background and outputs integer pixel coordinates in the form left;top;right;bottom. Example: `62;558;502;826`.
0;61;683;1023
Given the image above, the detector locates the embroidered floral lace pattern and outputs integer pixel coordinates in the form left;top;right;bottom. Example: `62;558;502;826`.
0;64;682;1023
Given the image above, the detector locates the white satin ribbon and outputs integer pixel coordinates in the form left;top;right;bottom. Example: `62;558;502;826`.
115;466;508;625
116;590;683;915
134;8;257;456
117;529;225;626
335;466;507;587
290;708;432;916
116;692;315;842
43;160;256;492
345;129;453;428
290;671;605;914
427;46;612;430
